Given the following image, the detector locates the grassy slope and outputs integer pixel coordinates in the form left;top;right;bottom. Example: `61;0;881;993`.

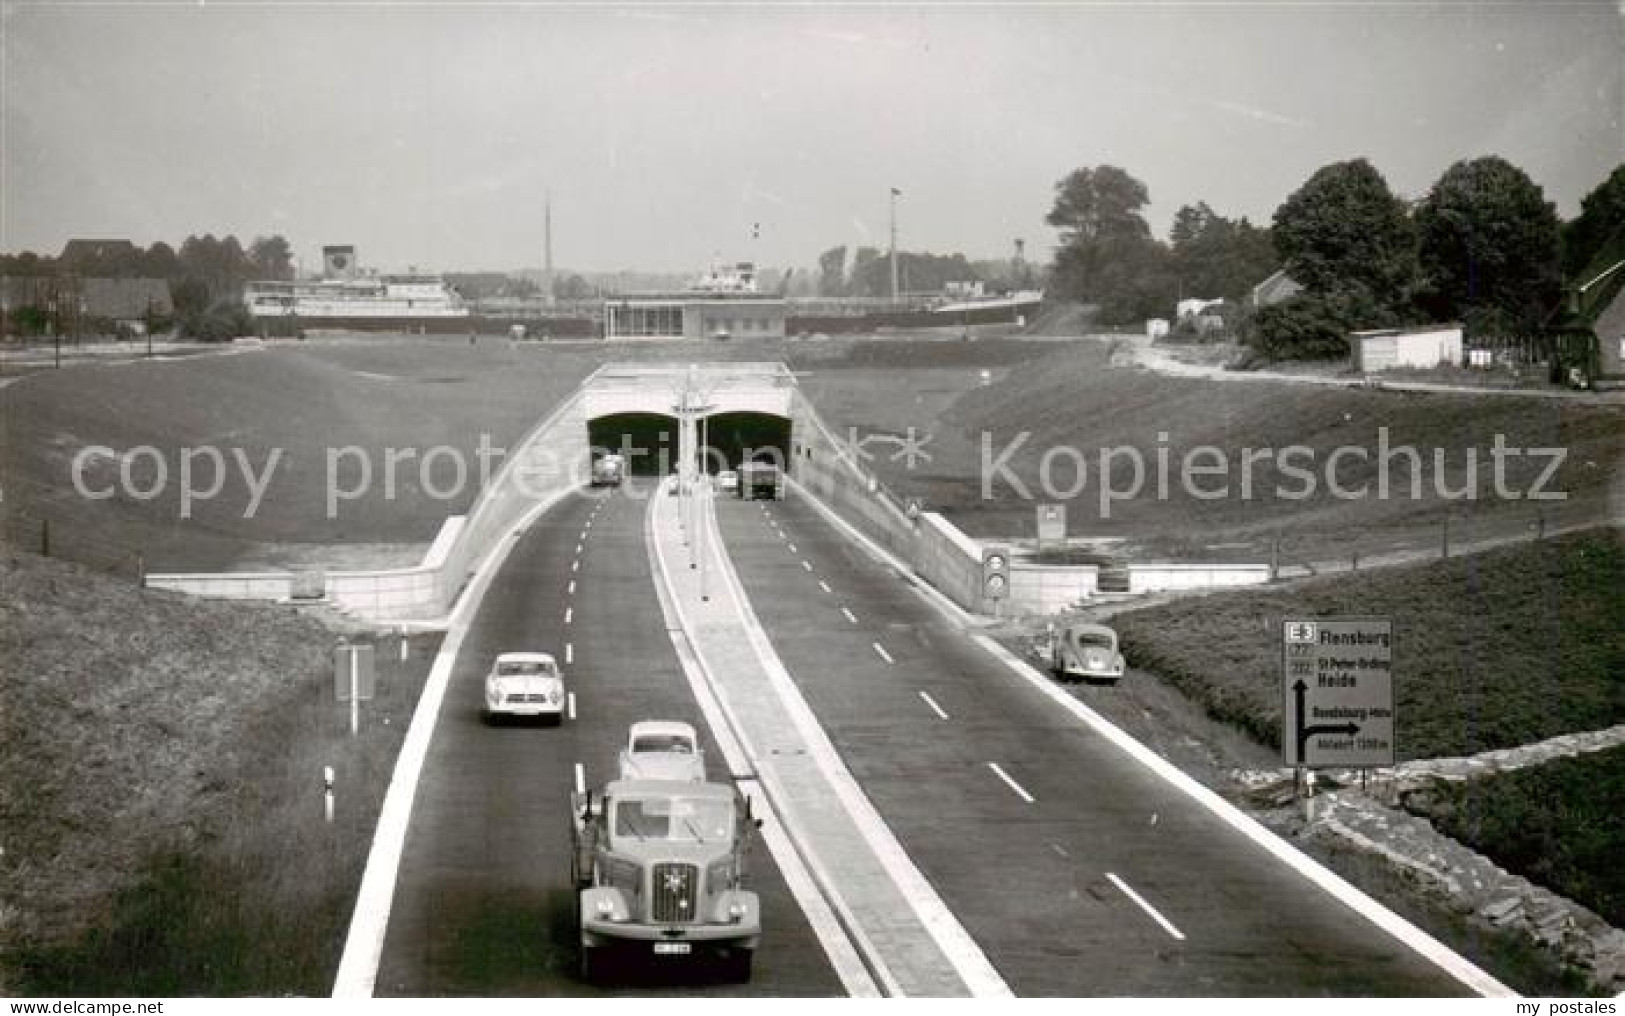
0;336;790;573
1108;528;1625;760
0;548;433;993
810;339;1624;553
1404;746;1625;930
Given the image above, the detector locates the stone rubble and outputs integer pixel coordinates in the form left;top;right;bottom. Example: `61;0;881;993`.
1305;790;1625;995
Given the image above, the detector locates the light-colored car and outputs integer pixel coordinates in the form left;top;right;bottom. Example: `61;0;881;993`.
1050;622;1125;683
618;720;706;782
484;652;566;723
716;470;739;493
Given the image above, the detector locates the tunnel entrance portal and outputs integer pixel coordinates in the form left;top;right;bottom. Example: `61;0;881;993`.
586;410;792;477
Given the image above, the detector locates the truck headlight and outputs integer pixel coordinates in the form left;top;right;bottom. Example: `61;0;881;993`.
596;897;616;918
728;901;748;922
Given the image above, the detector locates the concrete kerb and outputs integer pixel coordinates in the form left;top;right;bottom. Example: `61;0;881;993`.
642;477;886;998
330;483;576;998
788;476;1516;999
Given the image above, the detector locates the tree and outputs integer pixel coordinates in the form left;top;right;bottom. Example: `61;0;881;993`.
849;247;881;296
248;235;295;282
1272;158;1416;319
143;242;179;279
1168;202;1278;303
816;245;848;297
1045;165;1173;323
1563;163;1625;277
1414;156;1561;334
555;274;594;300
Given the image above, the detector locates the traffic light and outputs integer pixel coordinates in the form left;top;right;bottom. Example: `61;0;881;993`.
981;547;1010;602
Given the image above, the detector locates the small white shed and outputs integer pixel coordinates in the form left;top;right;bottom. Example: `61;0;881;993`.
1351;324;1463;372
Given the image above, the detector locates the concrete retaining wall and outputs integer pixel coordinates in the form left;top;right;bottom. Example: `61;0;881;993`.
1127;563;1270;594
146;570;297;601
1010;562;1101;614
148;392;589;621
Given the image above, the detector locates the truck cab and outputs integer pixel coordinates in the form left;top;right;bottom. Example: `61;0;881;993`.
570;779;761;982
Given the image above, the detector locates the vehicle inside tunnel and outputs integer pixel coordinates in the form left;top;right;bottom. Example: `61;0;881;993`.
588;413;679;476
700;412;792;474
586;411;791;477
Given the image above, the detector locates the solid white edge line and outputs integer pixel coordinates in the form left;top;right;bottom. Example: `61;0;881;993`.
697;484;1011;997
977;636;1516;998
331;486;574;998
784;475;1514;999
842;607;859;624
986;762;1035;804
643;479;883;998
574;761;585;796
918;690;950;721
1106;872;1186;942
872;642;894;665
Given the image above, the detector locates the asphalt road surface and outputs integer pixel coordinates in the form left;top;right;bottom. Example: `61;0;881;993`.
714;489;1473;997
372;483;843;996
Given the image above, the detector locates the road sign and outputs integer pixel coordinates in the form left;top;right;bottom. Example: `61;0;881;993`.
1281;618;1394;767
1036;504;1066;545
981;547;1010;602
334;643;376;702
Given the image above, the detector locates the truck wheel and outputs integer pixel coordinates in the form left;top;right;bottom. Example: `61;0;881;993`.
579;944;603;984
721;948;753;983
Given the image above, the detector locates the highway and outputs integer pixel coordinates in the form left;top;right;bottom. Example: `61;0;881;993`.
370;483;843;996
711;489;1474;997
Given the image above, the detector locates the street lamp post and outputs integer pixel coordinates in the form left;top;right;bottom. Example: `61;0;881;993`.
889;187;901;303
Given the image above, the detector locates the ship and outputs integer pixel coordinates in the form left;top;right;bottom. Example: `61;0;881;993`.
243;244;470;331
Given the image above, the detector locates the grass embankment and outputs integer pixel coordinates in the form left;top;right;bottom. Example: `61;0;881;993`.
0;547;435;994
814;338;1621;558
1110;528;1624;761
1402;746;1625;930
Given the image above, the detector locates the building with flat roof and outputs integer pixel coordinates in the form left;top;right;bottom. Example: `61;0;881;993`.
604;292;786;340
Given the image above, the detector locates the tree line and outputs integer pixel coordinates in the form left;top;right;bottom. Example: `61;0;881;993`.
1046;158;1625;359
1;234;294;340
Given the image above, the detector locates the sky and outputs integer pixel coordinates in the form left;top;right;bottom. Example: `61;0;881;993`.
3;2;1622;275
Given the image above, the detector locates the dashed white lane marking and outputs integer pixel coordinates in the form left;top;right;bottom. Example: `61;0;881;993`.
819;580;833;594
986;762;1035;804
842;607;859;625
802;560;814;572
872;642;894;665
580;529;588;540
1051;843;1070;859
574;762;586;796
567;579;576;596
575;543;584;555
1106;872;1186;942
564;607;573;625
918;691;950;721
788;542;798;553
565;642;573;665
567;692;577;722
572;560;580;572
